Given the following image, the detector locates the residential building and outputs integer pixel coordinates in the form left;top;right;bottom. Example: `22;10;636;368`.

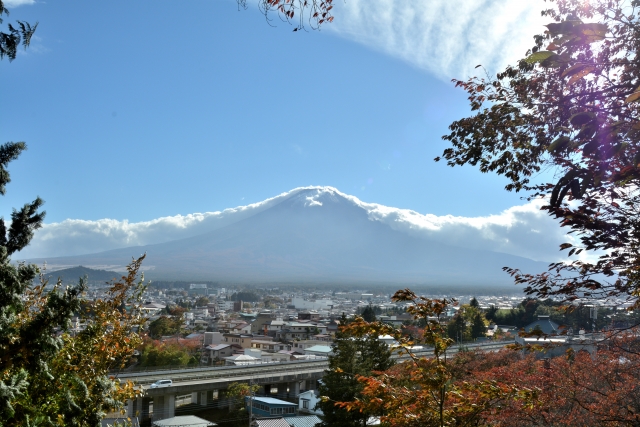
291;340;333;351
201;344;241;365
297;312;320;322
245;397;298;417
252;340;290;352
304;345;332;358
223;333;271;349
298;390;323;415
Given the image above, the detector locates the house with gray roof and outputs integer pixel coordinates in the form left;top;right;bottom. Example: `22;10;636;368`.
522;315;564;335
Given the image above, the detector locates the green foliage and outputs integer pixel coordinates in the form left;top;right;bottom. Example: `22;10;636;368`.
138;340;195;367
0;138;84;425
446;305;488;342
439;0;640;306
195;296;210;307
470;311;486;339
0;11;147;423
0;0;37;61
317;323;394;426
147;316;182;339
360;305;376;322
0;143;148;425
337;290;536;427
226;382;260;414
230;291;260;302
447;312;467;342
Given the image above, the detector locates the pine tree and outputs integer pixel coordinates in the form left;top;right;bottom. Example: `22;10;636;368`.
317;321;394;427
447;312;467;343
0;0;37;61
470;311;487;339
361;305;376;322
0;141;86;424
0;5;146;424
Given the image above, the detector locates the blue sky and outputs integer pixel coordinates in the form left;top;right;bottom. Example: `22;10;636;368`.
1;0;569;261
0;0;548;220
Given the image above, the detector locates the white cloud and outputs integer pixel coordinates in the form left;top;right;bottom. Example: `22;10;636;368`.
17;190;302;259
327;0;548;80
18;186;582;264
4;0;36;7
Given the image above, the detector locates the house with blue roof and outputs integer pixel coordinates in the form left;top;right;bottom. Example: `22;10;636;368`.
303;345;332;357
245;396;298;417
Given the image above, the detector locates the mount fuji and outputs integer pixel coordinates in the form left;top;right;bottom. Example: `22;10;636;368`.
25;187;551;287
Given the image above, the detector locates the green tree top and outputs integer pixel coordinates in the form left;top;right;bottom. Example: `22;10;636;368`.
439;0;640;307
0;0;37;61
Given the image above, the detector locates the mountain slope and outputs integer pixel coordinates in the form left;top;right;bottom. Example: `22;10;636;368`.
28;188;549;286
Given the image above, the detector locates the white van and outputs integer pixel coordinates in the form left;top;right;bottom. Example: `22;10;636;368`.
149;379;173;388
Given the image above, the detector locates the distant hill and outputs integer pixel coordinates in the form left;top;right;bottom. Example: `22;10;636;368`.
28;188;550;288
40;266;123;285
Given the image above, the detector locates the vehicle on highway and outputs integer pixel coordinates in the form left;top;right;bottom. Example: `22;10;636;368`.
149;379;172;388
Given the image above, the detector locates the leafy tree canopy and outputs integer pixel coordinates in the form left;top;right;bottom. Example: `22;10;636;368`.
0;0;37;61
0;5;147;424
439;0;640;307
338;290;533;427
318;317;394;427
236;0;334;31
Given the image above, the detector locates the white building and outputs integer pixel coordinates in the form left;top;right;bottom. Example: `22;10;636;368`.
298;390;323;415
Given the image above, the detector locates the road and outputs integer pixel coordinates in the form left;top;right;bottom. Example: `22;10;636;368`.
115;341;513;389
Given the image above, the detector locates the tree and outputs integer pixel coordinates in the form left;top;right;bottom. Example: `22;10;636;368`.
317;317;394;427
0;6;146;422
361;305;376;322
469;333;640;426
226;382;259;417
438;0;640;307
337;290;533;427
138;337;198;368
469;297;479;308
45;257;148;425
486;305;498;322
470;311;486;339
195;296;210;307
447;312;466;343
0;0;37;61
236;0;335;31
147;315;182;339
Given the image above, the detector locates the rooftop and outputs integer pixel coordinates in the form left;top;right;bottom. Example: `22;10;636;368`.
304;345;332;353
250;396;298;406
284;415;322;427
152;415;216;427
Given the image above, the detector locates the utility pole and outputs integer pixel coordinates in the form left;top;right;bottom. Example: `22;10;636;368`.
248;377;254;427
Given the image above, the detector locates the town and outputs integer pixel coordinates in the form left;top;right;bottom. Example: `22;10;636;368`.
72;281;638;426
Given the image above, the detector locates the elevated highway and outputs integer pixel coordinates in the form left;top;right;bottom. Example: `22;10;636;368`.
121;341;512;422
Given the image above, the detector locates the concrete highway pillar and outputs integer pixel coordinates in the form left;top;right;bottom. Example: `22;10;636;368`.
277;384;288;400
166;394;176;419
199;391;207;407
289;381;300;399
154;395;166;420
192;391;199;405
152;394;175;421
140;397;151;422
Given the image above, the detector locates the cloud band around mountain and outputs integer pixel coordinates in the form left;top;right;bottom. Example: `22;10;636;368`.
17;186;574;264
